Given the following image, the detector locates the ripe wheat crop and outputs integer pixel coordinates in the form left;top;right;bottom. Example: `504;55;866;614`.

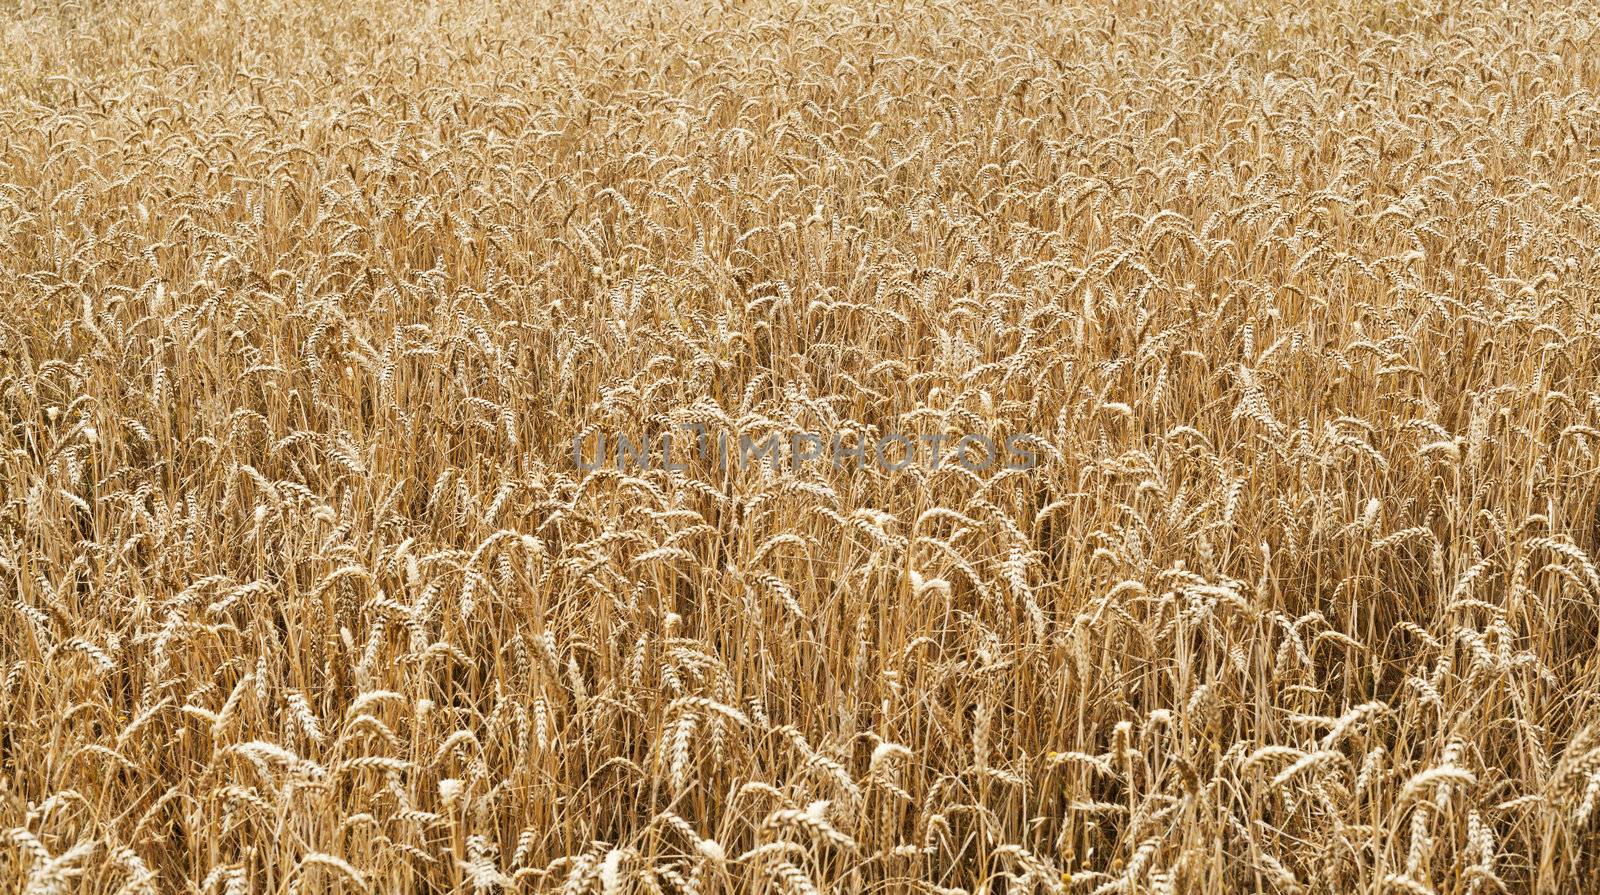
4;0;1600;891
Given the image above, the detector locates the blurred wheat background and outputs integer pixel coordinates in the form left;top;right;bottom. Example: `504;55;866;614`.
4;0;1600;891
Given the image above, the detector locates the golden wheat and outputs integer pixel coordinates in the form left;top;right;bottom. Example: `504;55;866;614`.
4;0;1600;891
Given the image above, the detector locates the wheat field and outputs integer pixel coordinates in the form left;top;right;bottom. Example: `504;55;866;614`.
4;0;1600;891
